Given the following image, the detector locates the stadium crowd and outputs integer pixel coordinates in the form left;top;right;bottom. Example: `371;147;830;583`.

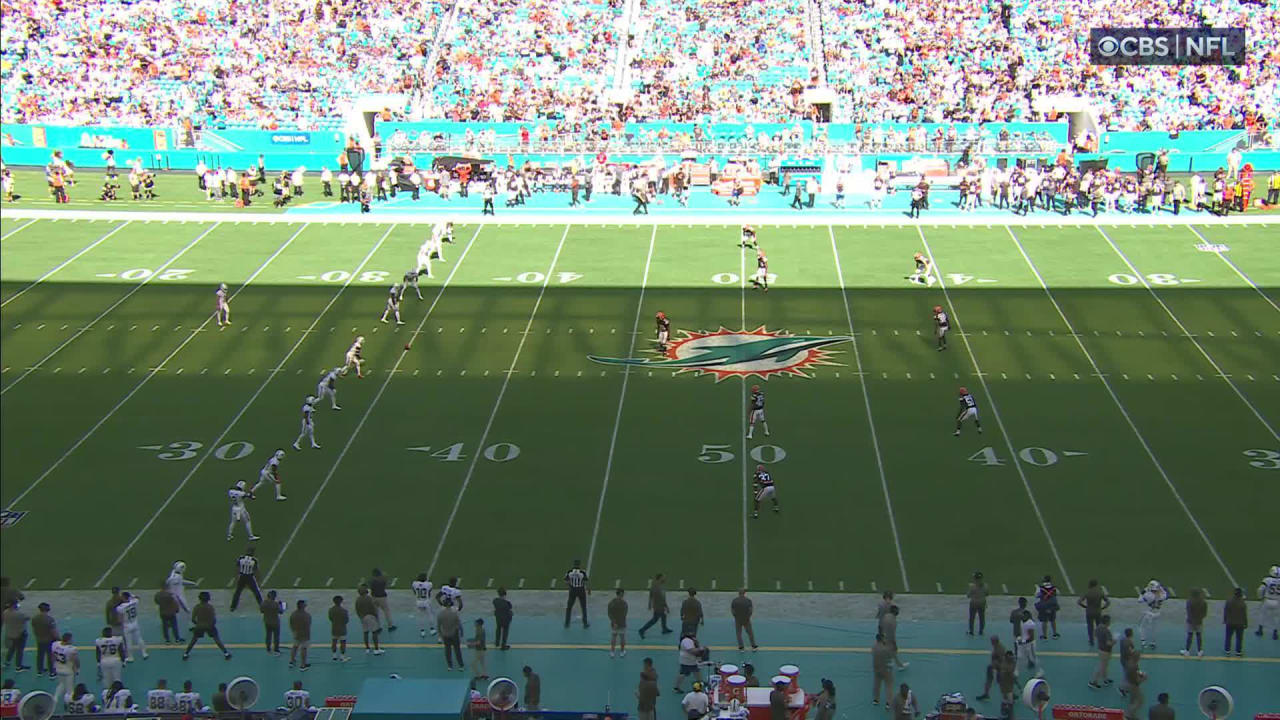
2;0;1275;133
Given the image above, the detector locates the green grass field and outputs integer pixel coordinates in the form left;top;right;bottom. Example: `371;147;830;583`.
1;213;1277;600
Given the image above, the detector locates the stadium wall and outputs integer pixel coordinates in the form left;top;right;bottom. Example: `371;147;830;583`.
3;123;1277;172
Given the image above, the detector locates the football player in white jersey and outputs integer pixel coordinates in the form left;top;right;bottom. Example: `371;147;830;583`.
165;562;196;615
66;684;98;713
740;224;757;249
227;480;260;542
284;680;313;711
116;591;148;661
438;578;464;613
95;627;125;689
1257;565;1280;640
175;680;207;713
416;235;435;279
1138;579;1168;649
252;448;287;500
51;632;79;710
412;573;437;637
907;252;936;286
214;283;231;326
102;681;138;712
381;284;405;324
402;268;423;301
146;678;177;711
343;336;365;378
316;366;342;410
292;395;321;450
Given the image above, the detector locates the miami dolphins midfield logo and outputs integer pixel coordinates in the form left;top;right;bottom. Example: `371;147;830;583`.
589;327;852;381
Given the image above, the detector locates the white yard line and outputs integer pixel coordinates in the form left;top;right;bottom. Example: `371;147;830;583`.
94;225;397;586
739;240;749;589
0;218;39;241
2;221;131;308
1095;227;1278;441
916;226;1075;593
828;225;910;592
6;207;1280;228
1007;226;1238;588
4;224;309;510
585;226;656;575
265;225;484;583
1;222;217;396
426;225;571;577
1185;226;1280;315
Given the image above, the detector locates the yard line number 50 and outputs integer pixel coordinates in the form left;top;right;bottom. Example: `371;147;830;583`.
698;444;787;464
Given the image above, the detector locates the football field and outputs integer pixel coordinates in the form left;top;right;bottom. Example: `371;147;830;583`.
1;212;1277;599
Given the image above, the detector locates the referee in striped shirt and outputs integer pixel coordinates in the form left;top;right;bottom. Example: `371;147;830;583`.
230;547;263;612
564;560;590;628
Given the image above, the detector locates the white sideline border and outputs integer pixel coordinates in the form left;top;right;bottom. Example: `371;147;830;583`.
4;208;1280;227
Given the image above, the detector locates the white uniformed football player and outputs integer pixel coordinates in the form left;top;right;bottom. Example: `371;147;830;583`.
416;236;435;279
95;627;125;689
438;578;463;613
908;252;936;286
251;449;287;500
214;283;231;326
0;682;20;706
1257;565;1280;640
284;681;312;711
292;396;321;450
175;680;207;713
227;480;260;542
740;224;757;249
402;268;423;301
1138;579;1168;649
52;632;80;708
412;573;437;637
146;679;177;711
115;592;148;661
317;366;342;410
343;336;365;378
165;562;196;615
66;684;98;714
101;682;137;712
380;284;405;324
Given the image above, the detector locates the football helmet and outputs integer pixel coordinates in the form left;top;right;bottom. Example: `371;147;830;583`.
306;395;317;405
958;386;968;395
173;561;186;573
934;305;943;314
274;449;286;461
1270;565;1279;579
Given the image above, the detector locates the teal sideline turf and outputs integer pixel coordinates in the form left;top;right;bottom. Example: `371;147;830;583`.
1;217;1278;597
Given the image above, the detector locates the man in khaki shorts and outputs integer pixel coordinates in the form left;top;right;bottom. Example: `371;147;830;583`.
356;585;384;655
288;600;311;671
